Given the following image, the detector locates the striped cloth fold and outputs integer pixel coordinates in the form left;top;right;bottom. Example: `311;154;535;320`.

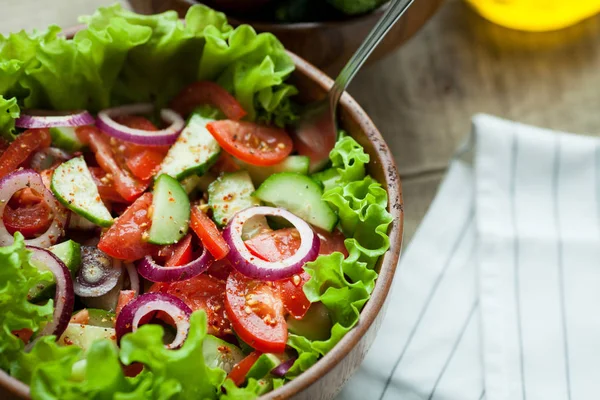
337;114;600;400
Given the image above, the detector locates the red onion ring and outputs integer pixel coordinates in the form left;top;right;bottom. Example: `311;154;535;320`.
223;207;320;281
271;357;297;378
16;110;94;128
74;247;122;298
96;104;185;145
136;245;213;283
0;170;68;248
115;292;192;349
26;246;74;339
125;263;140;296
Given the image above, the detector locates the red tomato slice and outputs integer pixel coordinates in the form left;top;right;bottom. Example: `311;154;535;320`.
227;351;261;387
225;272;287;353
206;258;234;281
0;129;51;179
78;126;149;202
170;81;247;121
98;193;158;261
149;274;232;337
125;149;166;181
244;228;311;319
70;309;90;324
157;233;193;267
3;189;53;238
314;227;348;257
88;167;128;204
112;116;168;181
206;120;293;166
292;113;336;171
190;207;229;260
116;290;137;317
12;329;33;344
211;152;240;174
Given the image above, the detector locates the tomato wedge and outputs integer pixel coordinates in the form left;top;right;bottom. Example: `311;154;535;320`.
77;126;149;202
0;129;51;179
211;152;240;174
116;290;137;317
3;188;53;238
190;206;229;260
70;309;90;324
225;272;287;353
170;81;247;120
227;351;261;387
244;228;311;319
206;120;293;166
88;167;128;204
156;233;194;267
149;274;231;337
98;193;158;261
292;112;336;171
125;149;166;181
314;227;348;257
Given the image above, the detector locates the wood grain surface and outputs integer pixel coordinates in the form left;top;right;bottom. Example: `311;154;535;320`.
2;0;600;243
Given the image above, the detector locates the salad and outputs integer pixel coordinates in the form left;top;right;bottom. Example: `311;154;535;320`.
206;0;389;23
0;4;393;399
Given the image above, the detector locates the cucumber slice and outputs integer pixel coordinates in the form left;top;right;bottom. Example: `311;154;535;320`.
87;309;116;328
286;302;332;341
48;127;84;151
254;172;338;231
51;156;113;227
203;335;245;374
147;174;190;245
208;171;260;227
58;323;116;351
246;354;281;381
237;156;310;186
158;114;221;180
29;240;82;303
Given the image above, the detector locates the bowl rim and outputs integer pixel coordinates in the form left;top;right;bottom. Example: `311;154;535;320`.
226;2;390;29
0;26;403;400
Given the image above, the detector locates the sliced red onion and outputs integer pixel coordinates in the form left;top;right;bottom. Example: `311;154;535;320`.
30;148;71;172
137;245;213;283
271;357;297;378
96;104;184;145
27;246;74;339
74;246;122;297
125;262;140;296
115;292;192;349
16;110;94;128
0;170;68;248
223;207;320;281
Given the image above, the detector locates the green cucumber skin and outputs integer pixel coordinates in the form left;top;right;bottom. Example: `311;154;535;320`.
237;156;310;186
51;156;113;227
58;324;116;351
87;309;116;328
158;114;221;181
208;171;260;227
254;172;338;232
202;335;245;374
29;240;81;303
245;354;281;381
48;127;84;151
147;174;191;245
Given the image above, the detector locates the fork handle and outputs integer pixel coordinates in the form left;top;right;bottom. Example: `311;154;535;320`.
329;0;415;106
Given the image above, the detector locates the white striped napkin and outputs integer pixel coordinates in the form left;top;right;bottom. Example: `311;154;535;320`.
337;114;600;400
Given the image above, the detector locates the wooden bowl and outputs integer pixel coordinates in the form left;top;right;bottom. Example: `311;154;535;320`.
0;27;403;400
128;0;444;76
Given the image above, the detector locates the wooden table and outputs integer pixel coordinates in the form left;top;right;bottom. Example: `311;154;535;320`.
3;0;600;243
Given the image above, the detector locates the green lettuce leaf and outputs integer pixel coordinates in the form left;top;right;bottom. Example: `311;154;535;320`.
119;311;226;400
0;233;53;372
0;95;20;140
286;137;393;377
0;3;297;135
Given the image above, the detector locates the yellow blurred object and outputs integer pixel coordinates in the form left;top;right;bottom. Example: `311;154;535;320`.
466;0;600;31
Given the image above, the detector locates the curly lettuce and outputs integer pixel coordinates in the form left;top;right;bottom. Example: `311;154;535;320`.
0;96;19;141
0;233;53;372
0;3;296;141
286;137;393;377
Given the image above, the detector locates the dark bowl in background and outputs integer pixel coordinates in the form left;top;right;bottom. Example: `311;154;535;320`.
128;0;444;76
